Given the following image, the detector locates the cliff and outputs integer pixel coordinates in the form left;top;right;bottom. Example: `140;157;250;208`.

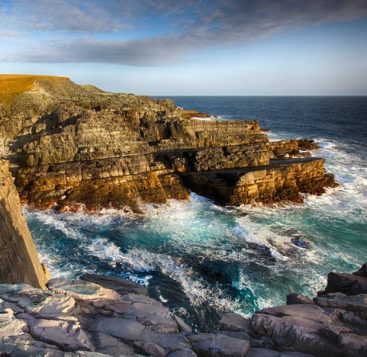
0;75;336;211
0;160;48;288
1;265;366;356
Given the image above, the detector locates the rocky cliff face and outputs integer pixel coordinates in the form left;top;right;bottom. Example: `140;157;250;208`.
0;160;48;288
0;75;336;211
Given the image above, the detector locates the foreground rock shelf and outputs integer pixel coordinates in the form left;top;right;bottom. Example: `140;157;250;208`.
1;265;366;356
0;75;335;211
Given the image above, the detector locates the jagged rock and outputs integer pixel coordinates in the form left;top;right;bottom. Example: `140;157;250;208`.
189;333;250;356
354;264;367;278
81;274;148;296
250;313;341;356
321;272;367;295
219;313;251;332
286;294;314;305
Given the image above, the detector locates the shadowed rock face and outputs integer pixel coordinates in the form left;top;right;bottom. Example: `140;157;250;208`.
0;75;335;211
0;160;48;288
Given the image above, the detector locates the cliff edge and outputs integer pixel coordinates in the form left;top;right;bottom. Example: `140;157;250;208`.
0;159;48;288
0;75;336;211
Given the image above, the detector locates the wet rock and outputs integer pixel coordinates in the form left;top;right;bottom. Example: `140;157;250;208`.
246;348;281;357
81;273;148;296
286;294;314;305
321;272;367;295
219;313;251;332
353;263;367;278
173;314;193;333
189;333;250;357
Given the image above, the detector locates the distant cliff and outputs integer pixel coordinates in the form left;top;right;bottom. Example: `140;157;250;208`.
0;75;336;212
0;160;48;288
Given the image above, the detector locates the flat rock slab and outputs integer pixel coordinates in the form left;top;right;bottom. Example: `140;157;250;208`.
189;333;250;357
324;272;367;295
219;313;251;332
81;273;148;296
91;317;145;341
47;278;120;302
29;318;94;351
260;303;332;324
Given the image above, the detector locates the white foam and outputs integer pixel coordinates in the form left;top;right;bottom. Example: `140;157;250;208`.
121;248;240;312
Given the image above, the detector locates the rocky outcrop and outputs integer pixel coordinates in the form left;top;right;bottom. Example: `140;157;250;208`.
182;158;335;205
0;160;48;289
217;264;367;357
0;75;335;211
2;265;366;356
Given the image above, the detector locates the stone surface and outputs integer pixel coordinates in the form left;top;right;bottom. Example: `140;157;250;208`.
81;273;148;296
189;333;250;356
286;294;314;305
219;313;251;332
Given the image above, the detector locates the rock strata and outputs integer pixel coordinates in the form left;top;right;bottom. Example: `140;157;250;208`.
1;265;366;356
0;75;335;211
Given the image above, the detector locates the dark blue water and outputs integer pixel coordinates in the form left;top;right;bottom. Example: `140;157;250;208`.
26;97;367;331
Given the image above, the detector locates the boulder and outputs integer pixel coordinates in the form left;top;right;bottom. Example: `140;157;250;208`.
321;272;367;295
219;313;251;332
29;318;94;351
286;294;314;305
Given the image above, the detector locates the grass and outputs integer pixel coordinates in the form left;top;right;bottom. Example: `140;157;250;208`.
0;74;68;104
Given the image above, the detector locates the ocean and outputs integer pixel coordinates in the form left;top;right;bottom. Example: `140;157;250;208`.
25;96;367;331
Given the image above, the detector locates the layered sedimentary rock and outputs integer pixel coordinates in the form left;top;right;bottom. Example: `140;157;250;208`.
0;75;335;211
1;265;366;356
0;160;48;288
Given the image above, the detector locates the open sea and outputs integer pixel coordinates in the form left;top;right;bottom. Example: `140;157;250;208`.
25;96;367;331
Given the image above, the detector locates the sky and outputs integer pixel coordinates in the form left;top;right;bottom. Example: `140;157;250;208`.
0;0;367;95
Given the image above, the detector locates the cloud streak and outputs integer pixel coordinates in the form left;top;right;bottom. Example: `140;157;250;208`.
2;0;367;66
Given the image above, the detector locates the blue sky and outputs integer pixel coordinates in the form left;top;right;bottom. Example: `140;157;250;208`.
1;0;367;95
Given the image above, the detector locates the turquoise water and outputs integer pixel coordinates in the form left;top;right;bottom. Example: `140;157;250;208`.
26;97;367;330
